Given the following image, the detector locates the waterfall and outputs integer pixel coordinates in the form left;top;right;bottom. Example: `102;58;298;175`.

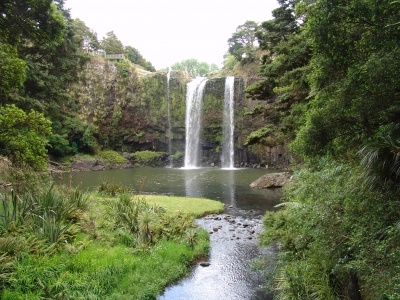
184;77;208;168
221;76;235;169
166;67;173;167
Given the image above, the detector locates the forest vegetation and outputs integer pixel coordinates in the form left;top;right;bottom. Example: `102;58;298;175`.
238;0;400;299
1;0;400;299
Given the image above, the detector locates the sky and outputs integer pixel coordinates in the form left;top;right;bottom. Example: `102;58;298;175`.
64;0;279;70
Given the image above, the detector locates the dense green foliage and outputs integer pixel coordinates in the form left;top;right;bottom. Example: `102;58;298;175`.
228;20;259;62
101;31;124;54
262;160;400;299
72;18;100;52
0;180;222;298
98;150;127;164
244;0;311;145
0;104;51;171
248;0;400;299
125;45;156;71
171;58;218;77
0;1;158;166
134;150;165;163
292;0;400;158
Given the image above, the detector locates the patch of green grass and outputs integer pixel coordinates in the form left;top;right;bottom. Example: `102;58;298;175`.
1;182;222;300
107;230;209;299
142;195;224;217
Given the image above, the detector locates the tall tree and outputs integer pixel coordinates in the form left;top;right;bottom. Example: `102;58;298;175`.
244;0;311;144
292;0;400;158
228;20;259;61
72;18;100;52
0;0;65;45
1;2;94;158
0;0;65;102
101;31;124;54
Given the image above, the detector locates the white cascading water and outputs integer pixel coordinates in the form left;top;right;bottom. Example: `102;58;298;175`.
184;77;208;168
166;67;173;167
221;76;235;169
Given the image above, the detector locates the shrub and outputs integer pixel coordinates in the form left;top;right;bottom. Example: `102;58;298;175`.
98;150;127;164
1;184;89;245
107;194;166;245
134;150;165;162
170;151;184;160
262;158;400;299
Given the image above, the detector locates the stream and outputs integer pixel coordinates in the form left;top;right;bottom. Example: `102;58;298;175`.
158;211;276;300
56;167;281;299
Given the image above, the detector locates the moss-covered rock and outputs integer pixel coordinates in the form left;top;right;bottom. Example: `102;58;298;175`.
69;57;190;155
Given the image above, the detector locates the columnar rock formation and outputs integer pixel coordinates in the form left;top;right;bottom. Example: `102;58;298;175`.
71;56;291;168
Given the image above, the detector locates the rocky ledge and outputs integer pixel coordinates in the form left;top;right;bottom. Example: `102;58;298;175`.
250;172;291;189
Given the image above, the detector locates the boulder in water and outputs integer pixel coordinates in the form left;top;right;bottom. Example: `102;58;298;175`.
199;261;211;267
250;172;291;189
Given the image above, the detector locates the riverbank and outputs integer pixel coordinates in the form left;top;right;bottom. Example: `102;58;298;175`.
0;187;224;299
48;151;291;174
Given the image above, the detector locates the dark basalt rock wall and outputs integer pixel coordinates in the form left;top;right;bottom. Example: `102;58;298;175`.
71;56;291;168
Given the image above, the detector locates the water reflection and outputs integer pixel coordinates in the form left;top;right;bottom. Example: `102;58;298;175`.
54;167;282;214
184;169;203;198
222;170;235;207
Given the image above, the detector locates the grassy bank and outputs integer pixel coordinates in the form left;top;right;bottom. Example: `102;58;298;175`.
0;185;224;299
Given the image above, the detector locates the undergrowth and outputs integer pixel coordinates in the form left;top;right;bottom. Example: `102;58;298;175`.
134;150;165;163
260;158;400;299
98;150;127;164
0;178;217;299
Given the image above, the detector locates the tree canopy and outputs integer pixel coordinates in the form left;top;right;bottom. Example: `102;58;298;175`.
247;0;400;298
0;0;65;45
101;31;124;54
292;0;400;158
228;20;259;61
244;0;311;145
171;58;218;77
72;18;100;52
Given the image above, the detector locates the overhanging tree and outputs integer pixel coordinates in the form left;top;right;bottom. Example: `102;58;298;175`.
228;20;259;62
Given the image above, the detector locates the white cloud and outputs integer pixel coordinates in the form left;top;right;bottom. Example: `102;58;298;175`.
65;0;279;69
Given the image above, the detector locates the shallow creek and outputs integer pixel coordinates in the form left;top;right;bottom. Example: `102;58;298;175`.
158;209;276;300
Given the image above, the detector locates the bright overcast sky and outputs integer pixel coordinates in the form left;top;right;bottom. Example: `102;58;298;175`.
64;0;279;70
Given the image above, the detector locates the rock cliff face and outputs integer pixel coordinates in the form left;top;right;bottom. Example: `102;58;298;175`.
70;56;291;168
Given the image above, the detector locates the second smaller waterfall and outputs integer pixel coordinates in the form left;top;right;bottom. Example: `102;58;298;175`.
221;76;235;169
166;67;173;167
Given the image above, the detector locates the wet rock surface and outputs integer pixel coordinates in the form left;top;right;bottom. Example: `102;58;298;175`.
201;213;264;243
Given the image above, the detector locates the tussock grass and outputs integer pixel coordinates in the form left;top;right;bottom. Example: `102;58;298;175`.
1;186;221;299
